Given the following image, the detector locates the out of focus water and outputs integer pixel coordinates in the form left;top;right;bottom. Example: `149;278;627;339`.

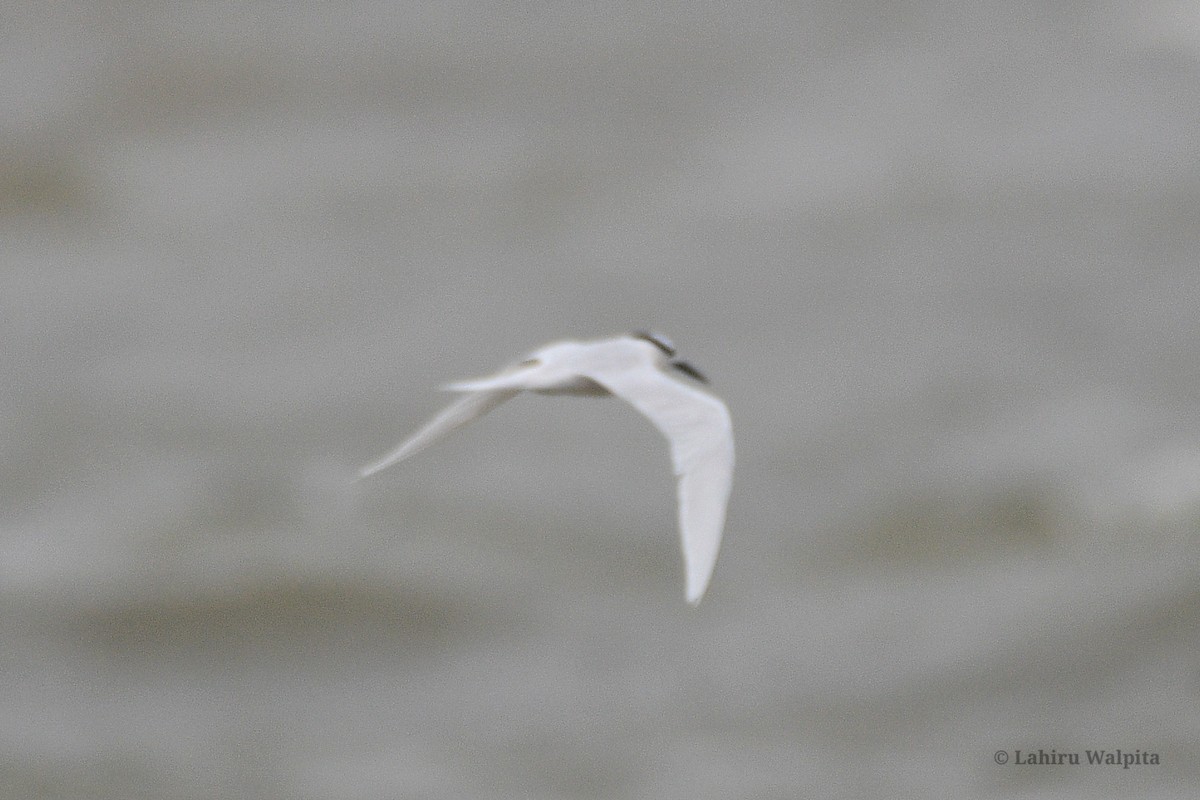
3;2;1199;798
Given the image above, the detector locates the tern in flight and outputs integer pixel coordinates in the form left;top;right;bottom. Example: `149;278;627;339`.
360;332;734;604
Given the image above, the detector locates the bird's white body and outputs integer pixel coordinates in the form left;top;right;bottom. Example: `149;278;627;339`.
361;333;734;604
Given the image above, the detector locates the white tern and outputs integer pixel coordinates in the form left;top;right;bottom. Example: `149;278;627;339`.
361;332;734;604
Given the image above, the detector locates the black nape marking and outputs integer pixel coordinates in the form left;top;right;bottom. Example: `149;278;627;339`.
631;330;676;356
671;360;708;384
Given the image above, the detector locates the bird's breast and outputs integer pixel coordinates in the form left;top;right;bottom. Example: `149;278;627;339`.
531;376;611;396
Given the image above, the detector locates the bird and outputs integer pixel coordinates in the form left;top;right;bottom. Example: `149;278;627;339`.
359;332;734;605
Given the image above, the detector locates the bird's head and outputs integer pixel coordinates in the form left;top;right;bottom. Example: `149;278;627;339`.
631;330;708;384
631;330;676;356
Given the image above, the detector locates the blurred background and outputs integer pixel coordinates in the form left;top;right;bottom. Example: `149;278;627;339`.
2;2;1199;797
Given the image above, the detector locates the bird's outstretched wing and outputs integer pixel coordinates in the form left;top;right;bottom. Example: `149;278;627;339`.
359;389;519;478
587;367;734;604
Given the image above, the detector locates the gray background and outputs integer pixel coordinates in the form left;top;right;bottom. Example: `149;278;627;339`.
3;2;1199;797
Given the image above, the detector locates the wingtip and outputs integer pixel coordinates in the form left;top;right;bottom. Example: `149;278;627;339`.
357;450;410;480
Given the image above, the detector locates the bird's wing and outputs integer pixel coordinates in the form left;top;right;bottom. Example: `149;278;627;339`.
439;359;543;393
587;367;734;604
359;389;519;478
